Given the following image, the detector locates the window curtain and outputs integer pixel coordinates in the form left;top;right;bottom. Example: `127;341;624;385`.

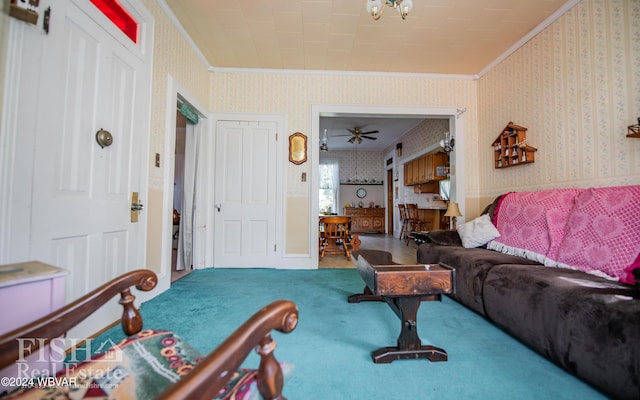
320;159;339;214
176;117;206;271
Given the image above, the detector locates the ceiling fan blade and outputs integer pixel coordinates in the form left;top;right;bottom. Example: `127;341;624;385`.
360;130;379;135
362;136;377;140
348;137;355;143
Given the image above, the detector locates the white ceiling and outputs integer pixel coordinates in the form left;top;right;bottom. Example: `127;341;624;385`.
165;0;572;75
319;114;429;150
164;0;575;149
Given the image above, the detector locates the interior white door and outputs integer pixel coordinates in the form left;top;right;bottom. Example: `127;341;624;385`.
28;0;149;330
214;121;277;267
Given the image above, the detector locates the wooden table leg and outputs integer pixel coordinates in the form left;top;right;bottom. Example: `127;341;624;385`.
371;296;447;364
349;233;361;252
347;286;384;303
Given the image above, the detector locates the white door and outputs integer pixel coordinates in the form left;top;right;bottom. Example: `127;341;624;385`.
27;0;150;332
214;121;277;267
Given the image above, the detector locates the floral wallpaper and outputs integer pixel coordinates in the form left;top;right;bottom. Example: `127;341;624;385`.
138;0;214;269
384;119;451;159
138;0;639;256
478;0;640;202
209;73;477;253
320;149;386;183
141;0;211;189
210;72;478;194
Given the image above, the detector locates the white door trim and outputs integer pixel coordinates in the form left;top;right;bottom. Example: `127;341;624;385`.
160;76;210;289
383;148;395;236
0;20;31;263
311;104;466;267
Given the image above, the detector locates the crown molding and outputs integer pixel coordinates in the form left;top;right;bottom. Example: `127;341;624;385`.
209;66;478;81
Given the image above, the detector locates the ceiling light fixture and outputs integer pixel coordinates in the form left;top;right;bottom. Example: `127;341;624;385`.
440;131;455;153
320;129;329;152
366;0;413;20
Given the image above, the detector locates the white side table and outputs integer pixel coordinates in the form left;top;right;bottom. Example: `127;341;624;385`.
0;261;67;390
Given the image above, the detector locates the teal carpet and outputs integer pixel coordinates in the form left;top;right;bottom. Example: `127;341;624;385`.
97;269;606;399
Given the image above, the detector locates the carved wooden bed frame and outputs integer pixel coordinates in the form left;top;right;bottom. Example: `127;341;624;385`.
0;269;299;399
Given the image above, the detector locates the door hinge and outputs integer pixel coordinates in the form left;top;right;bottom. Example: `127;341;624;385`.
43;7;51;34
274;244;277;252
275;132;278;141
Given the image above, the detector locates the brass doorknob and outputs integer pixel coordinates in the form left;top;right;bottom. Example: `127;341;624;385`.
96;129;113;148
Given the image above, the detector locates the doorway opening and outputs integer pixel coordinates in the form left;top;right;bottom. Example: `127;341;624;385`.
387;168;394;233
161;78;212;290
312;104;466;266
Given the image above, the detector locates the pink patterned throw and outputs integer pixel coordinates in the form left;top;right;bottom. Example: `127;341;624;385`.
488;189;582;264
553;186;640;283
488;185;640;283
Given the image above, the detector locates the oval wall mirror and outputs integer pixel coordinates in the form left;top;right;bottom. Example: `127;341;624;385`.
289;132;307;165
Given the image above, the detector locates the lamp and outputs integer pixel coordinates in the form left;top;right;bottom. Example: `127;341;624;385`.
366;0;413;20
439;131;455;153
444;202;462;230
320;129;328;152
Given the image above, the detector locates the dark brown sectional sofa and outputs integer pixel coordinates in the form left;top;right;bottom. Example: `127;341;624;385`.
416;188;640;400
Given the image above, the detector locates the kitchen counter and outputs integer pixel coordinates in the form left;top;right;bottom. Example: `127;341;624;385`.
415;208;447;230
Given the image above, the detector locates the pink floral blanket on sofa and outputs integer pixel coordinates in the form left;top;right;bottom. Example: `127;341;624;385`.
487;185;640;284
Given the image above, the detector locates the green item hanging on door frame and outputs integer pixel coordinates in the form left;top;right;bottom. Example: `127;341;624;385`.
180;102;199;124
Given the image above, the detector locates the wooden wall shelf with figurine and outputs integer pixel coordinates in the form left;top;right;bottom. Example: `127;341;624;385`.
627;122;640;138
492;122;537;169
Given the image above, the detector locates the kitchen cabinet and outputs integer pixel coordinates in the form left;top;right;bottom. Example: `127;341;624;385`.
403;163;412;185
404;152;448;186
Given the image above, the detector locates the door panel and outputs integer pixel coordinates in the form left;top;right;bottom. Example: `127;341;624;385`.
29;0;148;317
214;121;277;267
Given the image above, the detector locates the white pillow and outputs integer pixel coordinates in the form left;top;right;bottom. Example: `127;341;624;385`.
457;214;501;248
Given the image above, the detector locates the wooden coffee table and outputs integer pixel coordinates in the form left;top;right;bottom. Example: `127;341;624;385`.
349;256;455;364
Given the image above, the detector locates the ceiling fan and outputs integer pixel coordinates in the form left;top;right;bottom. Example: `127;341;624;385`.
342;127;379;144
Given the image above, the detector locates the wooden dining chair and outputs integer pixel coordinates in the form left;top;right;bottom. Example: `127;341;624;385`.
319;216;353;260
404;203;420;245
398;204;409;241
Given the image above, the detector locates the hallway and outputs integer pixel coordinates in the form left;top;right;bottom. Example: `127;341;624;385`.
319;234;417;268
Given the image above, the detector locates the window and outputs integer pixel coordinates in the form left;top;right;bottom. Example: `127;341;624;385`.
319;160;339;214
91;0;138;43
439;179;450;201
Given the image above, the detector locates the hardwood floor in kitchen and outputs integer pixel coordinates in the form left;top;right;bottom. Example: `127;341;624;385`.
319;234;417;268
